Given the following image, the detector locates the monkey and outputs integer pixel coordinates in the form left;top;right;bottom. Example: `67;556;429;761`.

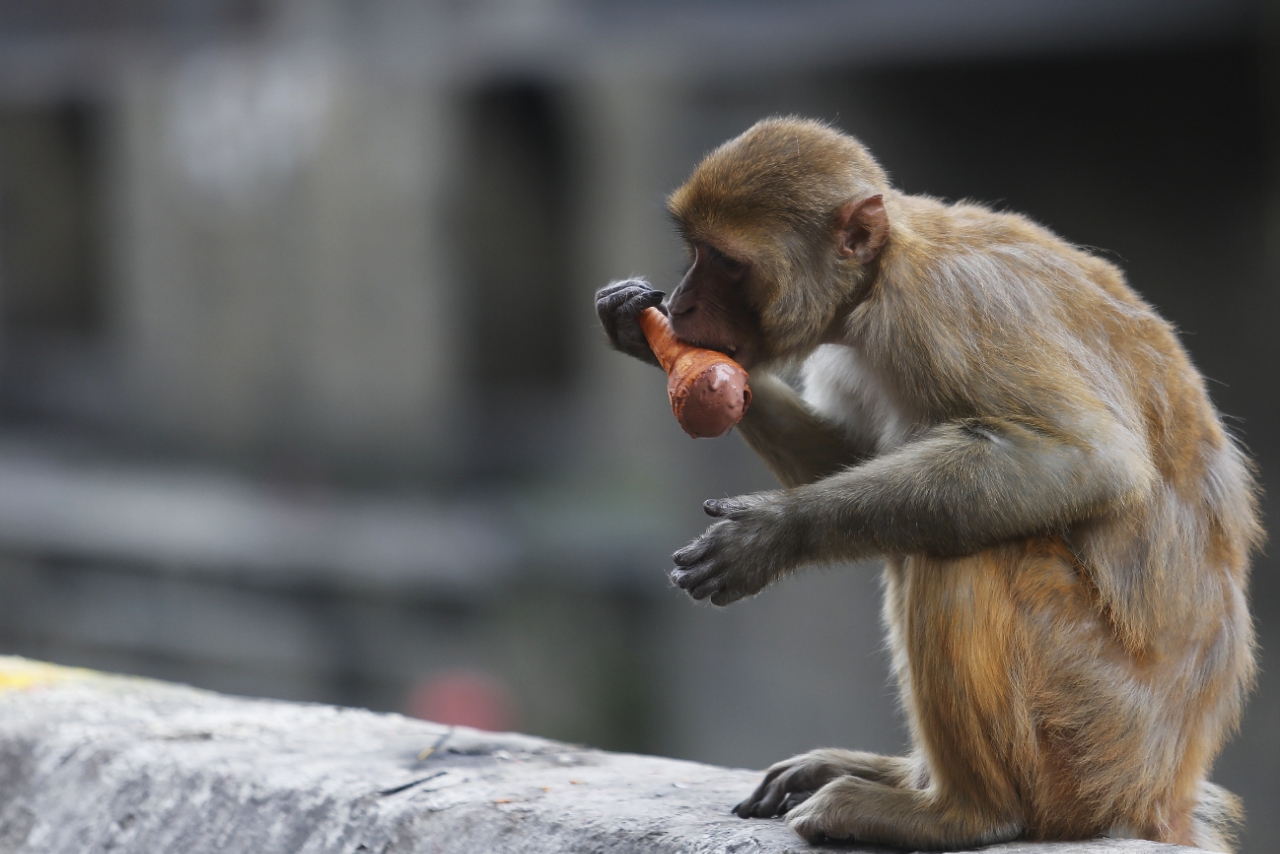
595;117;1260;851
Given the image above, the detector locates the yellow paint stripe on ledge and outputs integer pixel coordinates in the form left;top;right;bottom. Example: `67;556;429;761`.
0;656;94;692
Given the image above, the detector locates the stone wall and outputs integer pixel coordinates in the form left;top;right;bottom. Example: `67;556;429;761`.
0;657;1199;854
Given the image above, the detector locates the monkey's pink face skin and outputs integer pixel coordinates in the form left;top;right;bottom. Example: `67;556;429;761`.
668;242;764;369
670;311;759;369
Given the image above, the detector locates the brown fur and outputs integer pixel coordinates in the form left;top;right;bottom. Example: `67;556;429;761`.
658;118;1261;850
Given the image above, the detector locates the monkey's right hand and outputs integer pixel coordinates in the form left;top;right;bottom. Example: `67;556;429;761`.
596;279;666;367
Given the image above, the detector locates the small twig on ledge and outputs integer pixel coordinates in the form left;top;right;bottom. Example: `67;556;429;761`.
416;728;453;762
378;771;448;797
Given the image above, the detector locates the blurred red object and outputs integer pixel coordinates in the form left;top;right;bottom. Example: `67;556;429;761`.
406;670;516;732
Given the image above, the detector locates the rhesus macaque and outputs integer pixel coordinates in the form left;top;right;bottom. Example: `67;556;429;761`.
595;118;1260;851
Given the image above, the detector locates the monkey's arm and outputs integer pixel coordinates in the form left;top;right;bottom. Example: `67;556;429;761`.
673;415;1153;605
735;373;877;487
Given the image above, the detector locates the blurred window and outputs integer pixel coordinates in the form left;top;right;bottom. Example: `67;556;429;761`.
456;83;573;393
0;101;108;423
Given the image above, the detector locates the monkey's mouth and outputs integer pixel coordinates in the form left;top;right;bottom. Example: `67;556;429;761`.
692;339;740;360
718;342;756;369
670;318;753;367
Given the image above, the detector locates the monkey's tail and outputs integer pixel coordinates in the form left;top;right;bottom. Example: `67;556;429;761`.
1191;781;1244;853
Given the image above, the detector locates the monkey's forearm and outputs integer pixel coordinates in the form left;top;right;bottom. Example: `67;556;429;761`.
737;373;875;487
794;417;1150;560
673;416;1151;605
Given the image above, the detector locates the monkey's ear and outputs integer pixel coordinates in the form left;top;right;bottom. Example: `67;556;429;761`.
837;195;889;264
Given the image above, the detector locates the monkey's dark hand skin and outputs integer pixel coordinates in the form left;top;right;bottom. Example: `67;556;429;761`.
595;279;666;367
671;493;799;606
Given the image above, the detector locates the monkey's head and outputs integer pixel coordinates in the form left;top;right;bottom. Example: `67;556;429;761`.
666;117;890;368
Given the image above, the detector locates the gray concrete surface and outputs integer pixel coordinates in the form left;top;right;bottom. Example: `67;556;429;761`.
0;657;1200;854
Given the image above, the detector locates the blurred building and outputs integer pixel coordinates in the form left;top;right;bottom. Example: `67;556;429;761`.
0;0;1275;850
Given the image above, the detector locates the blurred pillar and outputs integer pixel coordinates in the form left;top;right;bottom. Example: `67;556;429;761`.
564;73;699;488
107;46;462;474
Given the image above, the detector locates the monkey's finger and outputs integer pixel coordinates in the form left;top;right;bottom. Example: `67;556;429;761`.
780;791;813;812
594;278;652;301
691;581;721;601
703;497;758;519
617;294;666;339
593;286;633;319
598;286;667;363
710;586;747;606
680;567;725;600
595;283;655;328
595;291;632;336
672;559;718;590
672;538;713;566
596;282;662;318
692;574;730;601
671;560;718;590
620;287;665;314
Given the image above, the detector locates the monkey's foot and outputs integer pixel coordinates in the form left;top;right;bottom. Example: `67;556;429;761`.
785;776;1023;849
733;748;882;819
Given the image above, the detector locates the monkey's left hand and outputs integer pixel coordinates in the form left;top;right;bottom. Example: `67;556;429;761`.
671;493;799;605
595;279;666;367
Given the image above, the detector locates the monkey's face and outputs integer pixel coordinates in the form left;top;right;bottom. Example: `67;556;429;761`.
665;118;892;367
667;240;767;369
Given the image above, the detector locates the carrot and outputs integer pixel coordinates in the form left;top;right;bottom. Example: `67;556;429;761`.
637;307;751;439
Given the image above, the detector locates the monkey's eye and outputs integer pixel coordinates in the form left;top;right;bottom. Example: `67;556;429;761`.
707;246;747;275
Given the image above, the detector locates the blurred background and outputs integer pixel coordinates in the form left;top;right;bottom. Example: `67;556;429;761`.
0;0;1275;848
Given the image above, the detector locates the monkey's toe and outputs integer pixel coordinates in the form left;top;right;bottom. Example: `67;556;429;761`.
732;796;777;819
786;806;833;844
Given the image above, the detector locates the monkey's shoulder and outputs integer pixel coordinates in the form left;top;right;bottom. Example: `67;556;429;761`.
877;194;1158;334
888;194;1104;274
890;192;1057;240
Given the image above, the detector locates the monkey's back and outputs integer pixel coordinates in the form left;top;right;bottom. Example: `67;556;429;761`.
866;191;1259;842
871;191;1259;574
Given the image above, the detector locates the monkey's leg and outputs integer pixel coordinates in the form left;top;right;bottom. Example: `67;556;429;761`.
734;749;918;818
785;775;1023;849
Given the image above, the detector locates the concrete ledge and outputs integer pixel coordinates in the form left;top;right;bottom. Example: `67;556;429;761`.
0;657;1197;853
